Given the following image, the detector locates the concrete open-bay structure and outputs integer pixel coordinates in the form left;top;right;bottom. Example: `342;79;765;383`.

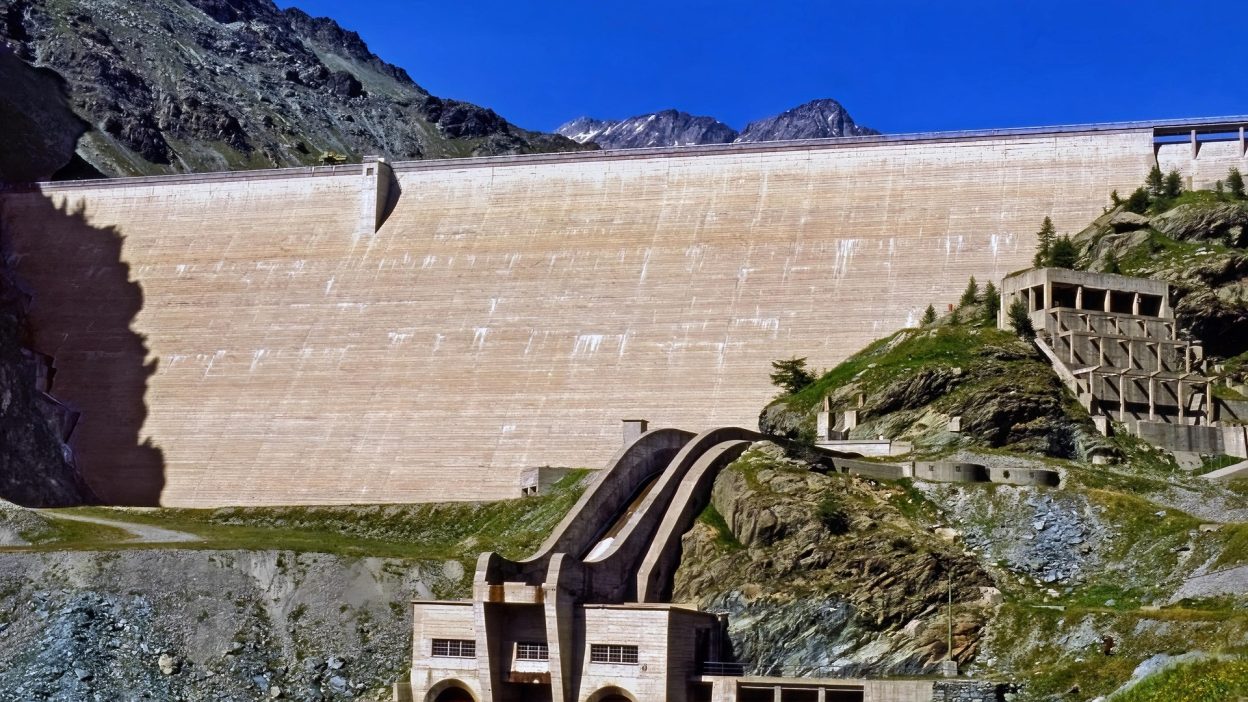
2;117;1247;506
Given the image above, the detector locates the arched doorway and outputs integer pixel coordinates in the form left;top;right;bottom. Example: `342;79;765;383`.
426;679;477;702
586;687;637;702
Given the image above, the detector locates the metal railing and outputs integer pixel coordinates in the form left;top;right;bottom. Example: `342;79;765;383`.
700;661;746;676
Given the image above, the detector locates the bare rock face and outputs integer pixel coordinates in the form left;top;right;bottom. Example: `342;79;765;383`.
0;263;94;507
735;98;878;143
1151;202;1248;247
674;443;995;677
556;109;738;149
0;0;589;178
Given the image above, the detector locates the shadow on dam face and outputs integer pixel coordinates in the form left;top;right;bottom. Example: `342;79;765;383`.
1;194;165;505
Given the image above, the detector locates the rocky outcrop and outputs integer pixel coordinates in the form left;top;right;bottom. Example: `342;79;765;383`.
1073;200;1248;358
556;109;738;149
735;98;878;142
0;0;589;178
1151;202;1248;246
674;443;995;676
0;260;93;507
759;324;1106;460
0;548;457;701
0;45;90;181
557;98;877;150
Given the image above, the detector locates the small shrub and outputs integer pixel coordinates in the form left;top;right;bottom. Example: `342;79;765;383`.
921;304;937;326
817;495;850;535
1007;297;1034;339
1229;167;1245;199
1163;168;1183;198
1124;187;1151;214
1103;250;1121;274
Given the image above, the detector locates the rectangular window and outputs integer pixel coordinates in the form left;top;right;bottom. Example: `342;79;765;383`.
432;638;476;658
590;644;639;664
515;642;549;661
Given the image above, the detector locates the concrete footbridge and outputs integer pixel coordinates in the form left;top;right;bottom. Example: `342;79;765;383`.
406;428;967;702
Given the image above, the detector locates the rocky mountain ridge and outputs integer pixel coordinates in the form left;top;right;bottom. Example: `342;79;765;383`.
0;0;590;179
556;98;878;150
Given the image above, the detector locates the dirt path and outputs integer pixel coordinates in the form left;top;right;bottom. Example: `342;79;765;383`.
42;511;200;543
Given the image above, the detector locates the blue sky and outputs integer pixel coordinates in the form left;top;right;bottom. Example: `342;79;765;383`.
275;0;1247;134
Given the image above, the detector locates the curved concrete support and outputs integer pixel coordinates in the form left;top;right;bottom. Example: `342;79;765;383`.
476;428;693;588
584;428;760;563
635;439;752;603
578;428;761;603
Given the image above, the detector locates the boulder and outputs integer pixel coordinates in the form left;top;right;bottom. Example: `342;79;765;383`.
1108;210;1150;232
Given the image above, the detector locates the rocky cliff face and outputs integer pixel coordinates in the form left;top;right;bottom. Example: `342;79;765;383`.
736;98;878;142
0;260;93;507
556;109;738;149
557;98;877;150
0;0;589;179
674;442;996;677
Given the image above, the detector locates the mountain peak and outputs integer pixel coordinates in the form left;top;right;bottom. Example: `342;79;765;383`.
735;98;878;143
556;110;737;149
557;99;877;151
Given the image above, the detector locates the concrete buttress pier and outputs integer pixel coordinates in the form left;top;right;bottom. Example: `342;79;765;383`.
2;117;1247;506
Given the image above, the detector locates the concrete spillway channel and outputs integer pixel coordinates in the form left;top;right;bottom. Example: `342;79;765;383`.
461;427;858;699
476;426;852;604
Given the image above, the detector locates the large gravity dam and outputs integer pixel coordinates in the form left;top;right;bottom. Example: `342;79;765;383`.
3;117;1246;506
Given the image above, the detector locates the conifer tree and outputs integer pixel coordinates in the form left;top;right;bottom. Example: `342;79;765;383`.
1033;216;1057;267
1163;169;1183;199
1049;235;1079;269
769;357;815;394
1229;167;1246;199
1146;164;1164;197
981;282;1000;326
1007;297;1034;339
921;304;937;326
960;276;979;307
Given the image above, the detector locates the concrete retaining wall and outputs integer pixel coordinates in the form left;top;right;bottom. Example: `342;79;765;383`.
833;458;908;481
5;122;1245;505
914;462;990;483
987;466;1061;487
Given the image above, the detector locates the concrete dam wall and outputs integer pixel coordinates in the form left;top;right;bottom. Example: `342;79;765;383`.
3;118;1245;506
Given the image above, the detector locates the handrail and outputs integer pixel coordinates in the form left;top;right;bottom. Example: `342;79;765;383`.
11;114;1248;191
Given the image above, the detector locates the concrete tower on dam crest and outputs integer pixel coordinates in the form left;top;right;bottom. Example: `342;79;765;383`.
2;117;1246;507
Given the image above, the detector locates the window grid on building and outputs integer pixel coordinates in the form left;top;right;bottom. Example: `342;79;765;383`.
515;642;549;661
590;644;639;664
431;638;476;658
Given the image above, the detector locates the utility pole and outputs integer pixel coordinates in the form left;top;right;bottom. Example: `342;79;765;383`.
946;570;953;662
